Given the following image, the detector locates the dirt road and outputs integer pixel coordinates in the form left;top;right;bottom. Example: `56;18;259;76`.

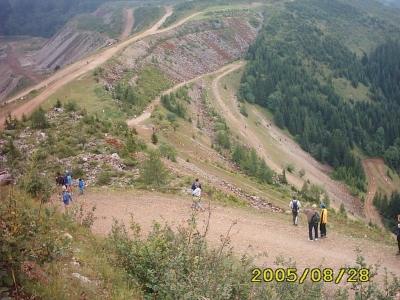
126;62;247;127
362;158;396;230
0;7;203;129
7;42;44;84
57;189;400;288
120;8;135;41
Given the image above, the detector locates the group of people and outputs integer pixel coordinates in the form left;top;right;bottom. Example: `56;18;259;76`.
56;171;85;211
290;196;327;241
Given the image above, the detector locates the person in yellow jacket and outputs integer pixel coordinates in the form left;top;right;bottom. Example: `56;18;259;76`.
320;203;328;238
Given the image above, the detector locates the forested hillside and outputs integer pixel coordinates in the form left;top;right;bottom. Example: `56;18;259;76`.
239;0;400;193
0;0;148;37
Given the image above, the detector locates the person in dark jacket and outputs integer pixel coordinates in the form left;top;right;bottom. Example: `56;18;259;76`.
303;204;319;241
191;178;202;191
290;196;301;226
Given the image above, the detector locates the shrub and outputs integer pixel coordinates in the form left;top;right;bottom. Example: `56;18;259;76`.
286;162;296;173
106;214;256;299
122;157;137;167
18;157;52;202
0;189;72;287
65;101;78;112
97;171;112;186
30;106;48;129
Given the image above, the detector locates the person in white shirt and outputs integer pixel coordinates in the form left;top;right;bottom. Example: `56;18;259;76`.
290;196;301;226
191;183;204;212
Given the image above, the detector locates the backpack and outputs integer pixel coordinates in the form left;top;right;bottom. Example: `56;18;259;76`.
292;200;298;213
56;175;64;185
311;211;320;224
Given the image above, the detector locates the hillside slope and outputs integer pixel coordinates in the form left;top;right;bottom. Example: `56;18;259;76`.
1;2;400;297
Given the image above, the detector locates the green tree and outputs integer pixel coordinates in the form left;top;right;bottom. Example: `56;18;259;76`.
158;141;178;161
31;106;48;129
339;203;347;218
232;143;245;165
54;98;62;108
257;159;273;184
151;132;158;145
240;104;248;117
140;151;168;187
280;169;288;184
1;138;20;165
215;130;231;149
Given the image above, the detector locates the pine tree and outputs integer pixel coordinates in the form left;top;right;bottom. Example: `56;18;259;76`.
151;132;158;145
140;152;168;187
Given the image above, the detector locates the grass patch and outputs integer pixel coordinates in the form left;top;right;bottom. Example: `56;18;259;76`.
44;73;122;118
332;77;370;103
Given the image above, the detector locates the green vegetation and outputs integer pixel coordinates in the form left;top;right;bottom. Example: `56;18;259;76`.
373;191;400;233
114;66;173;116
77;14;109;33
132;6;165;33
239;0;400;193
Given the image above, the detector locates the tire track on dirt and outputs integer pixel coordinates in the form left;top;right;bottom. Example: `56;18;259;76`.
363;158;396;231
120;8;135;41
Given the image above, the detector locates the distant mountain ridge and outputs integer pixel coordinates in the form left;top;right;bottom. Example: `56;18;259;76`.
377;0;400;7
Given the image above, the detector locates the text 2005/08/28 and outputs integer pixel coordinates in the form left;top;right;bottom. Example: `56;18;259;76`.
251;268;370;284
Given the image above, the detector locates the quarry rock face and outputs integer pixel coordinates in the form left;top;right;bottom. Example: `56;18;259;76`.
33;23;116;75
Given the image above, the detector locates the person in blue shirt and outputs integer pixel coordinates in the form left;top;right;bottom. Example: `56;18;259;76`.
62;189;73;212
78;178;85;195
65;170;72;193
191;178;202;191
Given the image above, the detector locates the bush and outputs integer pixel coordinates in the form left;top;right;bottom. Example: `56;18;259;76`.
0;190;72;287
18;158;52;202
65;101;78;112
106;214;256;299
286;162;296;173
97;171;112;186
122;157;137;167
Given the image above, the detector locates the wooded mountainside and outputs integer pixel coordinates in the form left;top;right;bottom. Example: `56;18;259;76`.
0;0;148;37
239;0;400;192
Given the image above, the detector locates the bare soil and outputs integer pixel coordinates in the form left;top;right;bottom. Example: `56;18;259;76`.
120;8;135;41
7;42;44;84
51;188;400;288
363;158;397;232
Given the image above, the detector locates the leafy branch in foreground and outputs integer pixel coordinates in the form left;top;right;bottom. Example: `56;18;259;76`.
0;187;72;289
104;213;399;299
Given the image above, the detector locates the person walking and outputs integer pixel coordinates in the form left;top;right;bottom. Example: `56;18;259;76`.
191;183;204;212
320;203;328;238
65;170;72;193
78;178;85;195
55;172;64;198
191;178;202;191
62;189;73;212
303;204;320;241
290;196;301;226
